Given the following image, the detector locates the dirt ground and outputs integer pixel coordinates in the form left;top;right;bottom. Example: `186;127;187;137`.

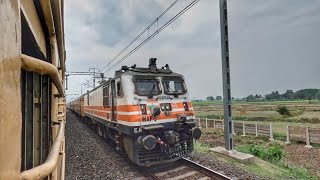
284;144;320;177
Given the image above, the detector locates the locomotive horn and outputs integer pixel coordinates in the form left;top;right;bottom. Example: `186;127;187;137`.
149;58;157;71
138;135;157;150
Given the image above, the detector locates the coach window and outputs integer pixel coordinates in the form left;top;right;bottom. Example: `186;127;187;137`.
103;85;109;107
117;81;123;97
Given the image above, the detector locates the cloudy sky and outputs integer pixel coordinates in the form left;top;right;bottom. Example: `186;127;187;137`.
64;0;320;100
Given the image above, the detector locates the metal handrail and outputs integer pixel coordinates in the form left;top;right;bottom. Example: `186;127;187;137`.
20;122;65;180
21;54;64;97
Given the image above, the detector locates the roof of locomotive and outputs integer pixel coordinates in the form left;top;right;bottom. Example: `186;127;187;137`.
114;68;184;78
114;58;183;78
82;58;184;96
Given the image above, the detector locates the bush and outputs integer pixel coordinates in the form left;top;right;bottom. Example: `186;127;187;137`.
248;145;284;163
263;146;284;162
276;105;291;117
249;145;264;157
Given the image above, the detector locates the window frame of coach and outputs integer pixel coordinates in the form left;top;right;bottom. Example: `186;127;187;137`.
20;10;52;171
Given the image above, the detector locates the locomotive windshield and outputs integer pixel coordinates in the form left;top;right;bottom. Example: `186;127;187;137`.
162;76;186;95
133;76;161;96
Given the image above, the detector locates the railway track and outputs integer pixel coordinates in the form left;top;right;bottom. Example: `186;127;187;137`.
139;157;233;180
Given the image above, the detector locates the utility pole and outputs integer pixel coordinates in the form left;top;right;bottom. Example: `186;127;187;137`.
65;71;95;90
89;68;102;88
65;74;69;90
219;0;233;150
81;82;93;95
65;70;105;90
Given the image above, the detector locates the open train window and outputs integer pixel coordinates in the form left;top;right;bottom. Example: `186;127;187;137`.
162;76;186;95
117;81;123;97
133;76;161;97
103;85;109;107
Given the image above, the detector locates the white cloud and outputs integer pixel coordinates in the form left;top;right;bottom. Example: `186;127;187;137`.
65;0;320;100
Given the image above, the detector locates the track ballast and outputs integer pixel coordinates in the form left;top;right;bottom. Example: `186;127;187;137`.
140;157;233;180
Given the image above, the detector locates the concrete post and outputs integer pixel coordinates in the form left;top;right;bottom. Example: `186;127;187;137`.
213;119;216;128
255;122;258;137
222;120;224;131
198;118;202;128
242;121;246;136
305;127;312;148
285;125;291;144
269;123;274;141
205;118;208;128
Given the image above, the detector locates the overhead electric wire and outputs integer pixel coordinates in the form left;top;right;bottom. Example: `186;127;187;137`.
101;0;180;72
104;0;200;73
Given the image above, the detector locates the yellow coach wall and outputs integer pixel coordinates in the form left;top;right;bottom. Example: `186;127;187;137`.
0;0;22;179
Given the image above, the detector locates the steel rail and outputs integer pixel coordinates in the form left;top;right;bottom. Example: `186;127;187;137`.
140;157;233;180
181;157;233;180
21;54;64;97
139;168;161;180
20;122;65;180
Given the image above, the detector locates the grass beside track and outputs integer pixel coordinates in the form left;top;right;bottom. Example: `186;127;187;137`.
194;139;318;179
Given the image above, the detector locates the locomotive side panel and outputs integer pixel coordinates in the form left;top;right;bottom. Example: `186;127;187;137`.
84;86;105;118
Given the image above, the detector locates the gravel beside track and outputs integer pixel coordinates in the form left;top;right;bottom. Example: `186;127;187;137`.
65;111;143;179
189;152;267;180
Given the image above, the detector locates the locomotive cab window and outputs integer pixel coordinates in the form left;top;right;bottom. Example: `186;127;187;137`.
162;76;186;95
117;81;123;97
133;76;161;96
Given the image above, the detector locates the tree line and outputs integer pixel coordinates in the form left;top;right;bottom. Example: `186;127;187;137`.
204;88;320;102
245;88;320;101
206;96;222;101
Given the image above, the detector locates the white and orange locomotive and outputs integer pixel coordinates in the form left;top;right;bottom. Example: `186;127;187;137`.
69;58;201;166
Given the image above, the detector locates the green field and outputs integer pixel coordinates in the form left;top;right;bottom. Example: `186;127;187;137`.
194;100;320;124
194;100;320;135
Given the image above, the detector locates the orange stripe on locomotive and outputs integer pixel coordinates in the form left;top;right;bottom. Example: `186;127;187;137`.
83;103;194;123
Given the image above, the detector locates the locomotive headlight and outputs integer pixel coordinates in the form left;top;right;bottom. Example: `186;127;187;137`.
140;104;147;115
160;103;172;111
